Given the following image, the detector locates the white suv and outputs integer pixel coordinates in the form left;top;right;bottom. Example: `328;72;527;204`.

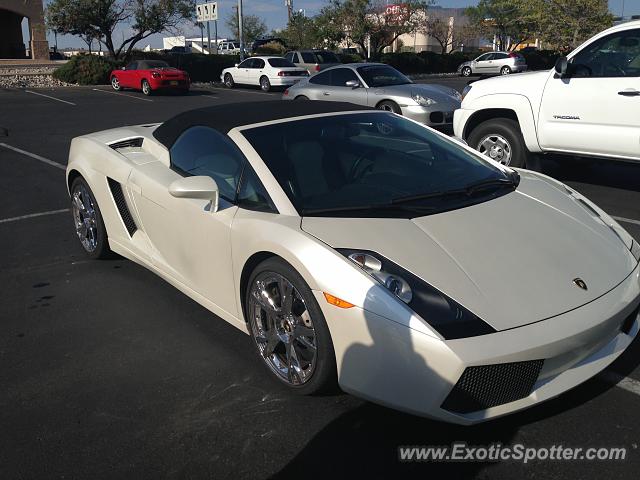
454;21;640;168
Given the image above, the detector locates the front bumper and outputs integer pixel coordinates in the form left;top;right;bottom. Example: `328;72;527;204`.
401;104;455;129
317;261;640;424
149;78;189;90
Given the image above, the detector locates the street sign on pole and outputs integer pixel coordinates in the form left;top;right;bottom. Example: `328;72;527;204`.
196;2;218;23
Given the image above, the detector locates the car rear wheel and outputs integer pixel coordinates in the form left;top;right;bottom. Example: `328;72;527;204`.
245;257;337;395
295;95;309;101
224;73;235;88
461;66;472;77
111;76;121;91
500;66;512;75
70;177;110;259
260;76;271;92
377;100;401;114
468;118;531;168
141;79;152;96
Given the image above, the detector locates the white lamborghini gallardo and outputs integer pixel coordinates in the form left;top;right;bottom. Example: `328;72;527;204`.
66;101;640;424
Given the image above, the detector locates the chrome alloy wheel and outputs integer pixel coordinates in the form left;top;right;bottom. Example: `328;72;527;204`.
111;77;120;90
248;272;317;385
477;134;513;165
72;184;98;253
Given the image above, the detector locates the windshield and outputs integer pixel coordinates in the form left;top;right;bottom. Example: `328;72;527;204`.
356;65;412;87
268;58;295;67
315;51;339;63
242;112;516;218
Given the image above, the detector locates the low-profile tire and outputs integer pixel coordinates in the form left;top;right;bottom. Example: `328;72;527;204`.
141;79;152;96
377;100;402;114
224;73;235;88
245;257;338;395
461;66;472;77
111;76;121;91
295;95;309;101
70;176;110;259
468;118;531;168
500;66;512;75
260;76;271;92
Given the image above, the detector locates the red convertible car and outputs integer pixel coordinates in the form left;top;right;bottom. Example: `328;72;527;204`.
110;60;190;95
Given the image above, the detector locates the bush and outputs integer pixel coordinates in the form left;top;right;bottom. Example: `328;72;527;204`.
520;50;560;71
130;52;239;82
338;53;363;64
254;41;287;55
53;54;119;85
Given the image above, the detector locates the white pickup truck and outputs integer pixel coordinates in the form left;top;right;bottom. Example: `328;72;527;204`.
454;20;640;169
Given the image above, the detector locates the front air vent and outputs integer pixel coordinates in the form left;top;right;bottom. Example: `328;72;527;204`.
442;359;544;414
109;138;143;150
107;178;137;236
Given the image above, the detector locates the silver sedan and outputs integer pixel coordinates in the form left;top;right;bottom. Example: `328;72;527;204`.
282;63;461;130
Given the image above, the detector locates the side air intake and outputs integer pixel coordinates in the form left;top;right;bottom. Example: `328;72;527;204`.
107;178;137;236
109;138;144;150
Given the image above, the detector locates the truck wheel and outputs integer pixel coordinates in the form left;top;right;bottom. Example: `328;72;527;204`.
468;118;531;168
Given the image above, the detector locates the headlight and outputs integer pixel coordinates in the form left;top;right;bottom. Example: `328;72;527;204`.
461;84;472;101
340;249;496;340
631;240;640;262
411;93;437;106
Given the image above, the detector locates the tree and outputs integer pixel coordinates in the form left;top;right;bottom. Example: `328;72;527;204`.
534;0;613;50
225;10;267;47
421;15;452;54
46;0;195;59
322;0;431;59
466;0;538;51
280;11;321;50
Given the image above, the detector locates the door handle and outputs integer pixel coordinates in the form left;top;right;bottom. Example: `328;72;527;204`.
618;89;640;96
323;91;330;96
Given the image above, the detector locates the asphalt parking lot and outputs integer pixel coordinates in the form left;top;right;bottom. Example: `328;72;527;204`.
1;80;640;479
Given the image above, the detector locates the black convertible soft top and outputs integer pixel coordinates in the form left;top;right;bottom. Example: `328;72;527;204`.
152;101;373;148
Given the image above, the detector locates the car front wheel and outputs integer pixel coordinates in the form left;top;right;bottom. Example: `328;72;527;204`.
468;118;531;168
377;100;401;114
245;257;337;395
461;66;472;77
70;177;110;259
111;76;121;91
224;73;234;88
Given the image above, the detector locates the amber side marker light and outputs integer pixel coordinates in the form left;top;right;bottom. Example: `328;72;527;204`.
323;292;355;309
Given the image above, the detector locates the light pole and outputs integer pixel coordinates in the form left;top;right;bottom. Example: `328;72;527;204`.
238;0;244;60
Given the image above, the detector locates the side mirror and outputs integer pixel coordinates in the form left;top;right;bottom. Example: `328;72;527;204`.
345;79;360;88
169;176;219;212
235;63;239;67
121;66;126;70
554;56;568;77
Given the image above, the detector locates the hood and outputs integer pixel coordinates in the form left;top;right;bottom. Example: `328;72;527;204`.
301;173;637;331
373;83;461;106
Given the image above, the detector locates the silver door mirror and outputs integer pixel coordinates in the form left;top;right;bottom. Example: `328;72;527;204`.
345;79;360;88
121;66;126;70
169;176;219;212
234;63;239;67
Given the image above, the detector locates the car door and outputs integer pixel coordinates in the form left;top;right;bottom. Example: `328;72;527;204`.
303;70;333;100
320;67;368;105
235;58;253;83
538;27;640;160
128;126;245;317
248;58;266;85
473;53;494;74
120;61;138;87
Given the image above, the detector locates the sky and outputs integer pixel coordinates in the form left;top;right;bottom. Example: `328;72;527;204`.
28;0;640;50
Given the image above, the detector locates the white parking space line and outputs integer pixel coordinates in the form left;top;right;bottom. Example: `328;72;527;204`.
600;371;640;396
92;88;153;102
0;208;69;224
0;143;66;170
613;216;640;227
208;86;279;96
24;90;76;106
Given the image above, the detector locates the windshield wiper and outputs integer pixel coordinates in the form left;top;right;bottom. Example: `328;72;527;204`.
392;176;517;205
